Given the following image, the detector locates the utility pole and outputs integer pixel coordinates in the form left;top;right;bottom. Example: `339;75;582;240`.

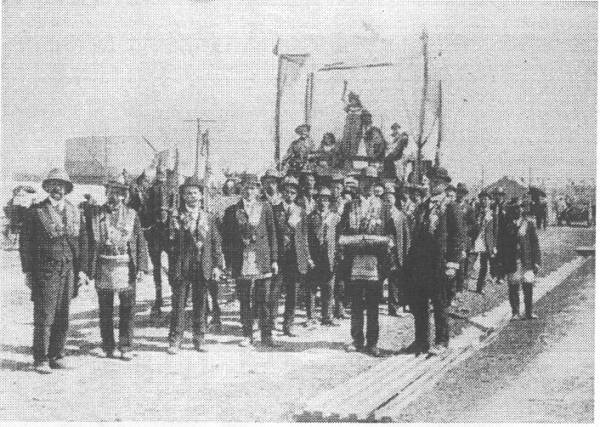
274;54;284;169
415;29;429;184
304;72;314;126
434;79;443;167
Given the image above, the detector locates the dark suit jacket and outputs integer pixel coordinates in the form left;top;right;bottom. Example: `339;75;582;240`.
459;200;477;250
170;208;223;282
306;209;340;273
271;201;311;275
383;207;411;270
501;218;541;273
20;198;86;299
222;199;278;278
406;197;461;297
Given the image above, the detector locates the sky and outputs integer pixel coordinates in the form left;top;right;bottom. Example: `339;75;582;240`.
1;0;597;188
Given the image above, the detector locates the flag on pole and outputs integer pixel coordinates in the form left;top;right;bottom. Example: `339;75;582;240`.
278;53;310;95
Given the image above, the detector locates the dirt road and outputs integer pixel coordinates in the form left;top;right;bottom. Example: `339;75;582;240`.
0;226;594;421
398;257;595;423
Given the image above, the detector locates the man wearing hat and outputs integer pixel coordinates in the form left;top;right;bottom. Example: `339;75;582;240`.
404;166;461;356
145;164;172;314
491;187;509;283
361;111;386;160
222;176;279;347
80;175;149;360
297;170;318;214
455;183;476;293
20;168;86;373
278;176;312;335
383;128;409;179
282;124;315;174
261;169;288;332
167;176;223;353
306;187;341;326
382;183;412;317
338;167;387;356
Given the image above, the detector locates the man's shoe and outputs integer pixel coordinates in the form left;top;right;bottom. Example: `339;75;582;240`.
521;313;539;320
345;342;363;352
365;346;381;357
167;342;181;355
510;313;521;322
238;337;254;348
120;350;134;361
428;344;448;356
48;359;68;369
321;319;340;327
193;338;206;352
403;341;429;355
34;361;52;374
101;348;117;358
282;328;297;337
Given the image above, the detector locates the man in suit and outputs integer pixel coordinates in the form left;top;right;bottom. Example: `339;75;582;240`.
282;124;315;174
222;177;279;347
361;111;386;160
20;169;86;374
338;168;387;357
297;170;317;214
144;165;172;314
167;176;223;354
455;183;475;293
278;176;311;335
306;187;341;326
491;187;509;283
260;169;287;332
405;167;461;356
80;176;149;360
382;183;412;317
330;173;349;319
473;191;497;294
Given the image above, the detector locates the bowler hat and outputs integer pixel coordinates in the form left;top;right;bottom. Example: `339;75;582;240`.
42;168;74;194
282;176;299;189
478;190;490;199
295;124;311;135
426;166;452;183
105;174;130;191
456;183;469;194
180;175;204;190
361;166;379;179
391;122;401;130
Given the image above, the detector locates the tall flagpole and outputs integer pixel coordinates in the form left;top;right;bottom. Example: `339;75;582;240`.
274;45;284;170
435;80;443;167
415;30;429;184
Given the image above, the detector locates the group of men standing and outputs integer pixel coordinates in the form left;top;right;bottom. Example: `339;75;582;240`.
20;158;542;374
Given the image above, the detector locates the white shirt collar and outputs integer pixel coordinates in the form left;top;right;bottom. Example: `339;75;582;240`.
48;196;65;211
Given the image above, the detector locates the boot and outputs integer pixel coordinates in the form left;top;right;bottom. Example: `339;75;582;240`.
522;283;538;320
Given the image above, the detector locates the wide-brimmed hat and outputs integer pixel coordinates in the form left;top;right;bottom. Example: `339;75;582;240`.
295;124;311;135
42;168;74;194
426;166;452;183
446;184;457;193
456;183;469;195
391;122;401;130
478;190;491;199
180;175;204;190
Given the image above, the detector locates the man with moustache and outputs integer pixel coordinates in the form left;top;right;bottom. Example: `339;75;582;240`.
20;169;86;374
278;176;311;336
404;167;461;356
222;177;279;347
80;175;149;360
167;176;223;354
